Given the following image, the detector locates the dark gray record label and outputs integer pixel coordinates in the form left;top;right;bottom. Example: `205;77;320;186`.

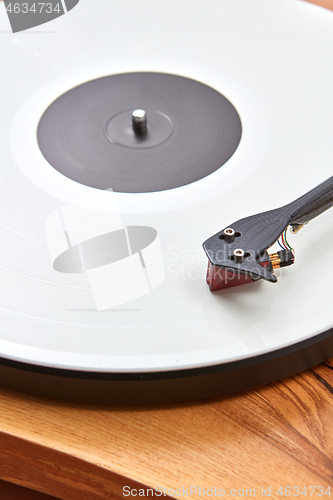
37;73;242;193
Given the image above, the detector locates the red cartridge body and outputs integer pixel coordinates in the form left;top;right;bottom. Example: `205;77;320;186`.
206;255;272;291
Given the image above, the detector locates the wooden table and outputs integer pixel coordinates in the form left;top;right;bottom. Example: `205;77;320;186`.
1;0;333;498
0;359;333;500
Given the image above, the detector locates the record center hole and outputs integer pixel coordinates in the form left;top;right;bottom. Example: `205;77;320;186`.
106;109;173;149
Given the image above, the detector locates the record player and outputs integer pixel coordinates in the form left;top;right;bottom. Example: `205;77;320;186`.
0;0;332;403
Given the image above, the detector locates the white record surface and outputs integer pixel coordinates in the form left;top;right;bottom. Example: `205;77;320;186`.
0;0;333;374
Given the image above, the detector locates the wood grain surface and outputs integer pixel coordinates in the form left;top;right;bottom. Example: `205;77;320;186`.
303;0;333;9
0;479;60;500
0;0;333;499
0;360;333;499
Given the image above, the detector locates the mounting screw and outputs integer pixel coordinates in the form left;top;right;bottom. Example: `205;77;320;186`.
223;227;235;242
233;248;245;263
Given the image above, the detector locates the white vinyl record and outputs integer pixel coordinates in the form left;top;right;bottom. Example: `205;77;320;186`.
0;0;332;401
